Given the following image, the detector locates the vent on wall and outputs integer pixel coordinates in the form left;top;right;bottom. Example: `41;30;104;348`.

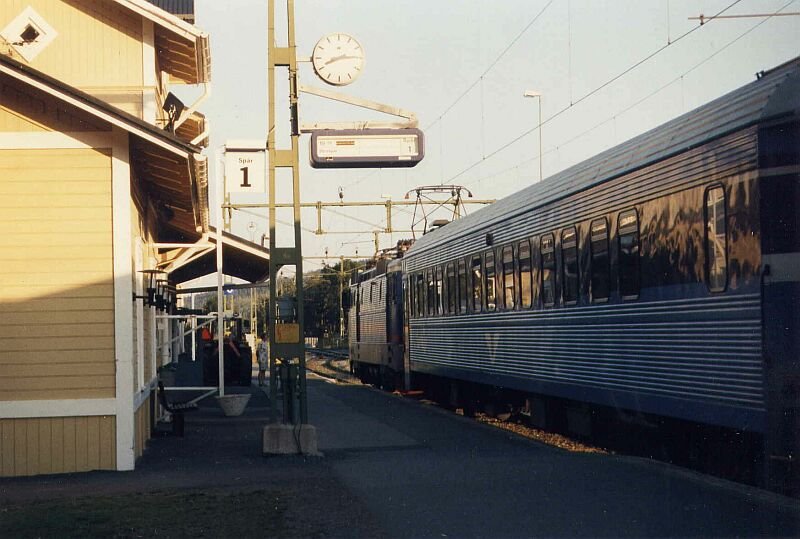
1;7;58;62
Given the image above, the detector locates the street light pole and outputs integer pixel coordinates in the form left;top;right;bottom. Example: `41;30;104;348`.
523;90;543;182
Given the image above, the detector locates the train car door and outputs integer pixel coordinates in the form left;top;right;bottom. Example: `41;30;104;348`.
355;284;362;343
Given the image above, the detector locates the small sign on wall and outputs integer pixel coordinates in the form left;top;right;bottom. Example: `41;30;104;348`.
275;323;300;344
224;140;267;193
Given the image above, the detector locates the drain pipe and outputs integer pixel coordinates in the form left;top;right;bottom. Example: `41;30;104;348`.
175;82;211;130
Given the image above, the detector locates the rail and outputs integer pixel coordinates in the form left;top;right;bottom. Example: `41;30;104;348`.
305;347;349;360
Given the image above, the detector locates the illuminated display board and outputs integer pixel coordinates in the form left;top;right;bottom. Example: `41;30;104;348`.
310;128;424;168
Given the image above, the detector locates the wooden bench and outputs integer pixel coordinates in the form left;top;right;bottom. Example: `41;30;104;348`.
157;381;198;437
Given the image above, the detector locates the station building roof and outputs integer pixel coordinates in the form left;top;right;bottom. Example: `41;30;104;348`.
145;0;195;24
116;0;209;84
0;53;208;241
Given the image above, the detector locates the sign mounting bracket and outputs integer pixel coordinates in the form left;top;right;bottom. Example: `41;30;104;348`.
298;83;418;132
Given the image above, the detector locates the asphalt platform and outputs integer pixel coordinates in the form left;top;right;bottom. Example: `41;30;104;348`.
1;368;799;538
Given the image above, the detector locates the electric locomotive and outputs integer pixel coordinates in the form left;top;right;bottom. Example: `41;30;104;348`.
349;258;405;389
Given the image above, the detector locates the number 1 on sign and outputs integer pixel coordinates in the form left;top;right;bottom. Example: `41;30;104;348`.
240;167;250;188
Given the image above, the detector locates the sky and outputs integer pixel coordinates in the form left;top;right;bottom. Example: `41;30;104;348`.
180;0;800;276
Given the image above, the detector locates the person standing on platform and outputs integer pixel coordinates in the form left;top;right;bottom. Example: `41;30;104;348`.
257;333;270;387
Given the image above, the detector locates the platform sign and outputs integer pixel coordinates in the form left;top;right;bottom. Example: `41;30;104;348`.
224;140;266;193
310;128;424;169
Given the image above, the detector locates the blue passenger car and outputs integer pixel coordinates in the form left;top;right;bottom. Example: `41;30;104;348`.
401;57;799;492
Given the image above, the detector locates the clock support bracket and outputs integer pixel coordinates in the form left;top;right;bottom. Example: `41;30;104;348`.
298;83;418;132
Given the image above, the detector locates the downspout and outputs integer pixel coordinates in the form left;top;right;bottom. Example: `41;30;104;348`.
175;81;211;130
191;117;210;146
192;153;209;233
175;33;211;129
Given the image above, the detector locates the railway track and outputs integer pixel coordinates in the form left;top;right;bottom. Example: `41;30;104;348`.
305;348;357;383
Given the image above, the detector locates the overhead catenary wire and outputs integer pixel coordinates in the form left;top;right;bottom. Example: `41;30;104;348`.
341;0;556;193
445;0;746;185
462;0;796;192
425;0;557;130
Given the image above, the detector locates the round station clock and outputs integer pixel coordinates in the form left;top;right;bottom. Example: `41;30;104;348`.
311;32;365;86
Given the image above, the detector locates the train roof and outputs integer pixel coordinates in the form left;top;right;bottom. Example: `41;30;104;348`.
406;56;800;260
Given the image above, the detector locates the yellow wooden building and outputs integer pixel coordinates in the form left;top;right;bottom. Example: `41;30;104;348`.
0;0;254;476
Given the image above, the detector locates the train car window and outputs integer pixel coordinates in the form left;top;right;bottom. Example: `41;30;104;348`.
618;209;641;299
485;251;497;311
458;258;467;314
426;269;436;316
519;240;532;308
435;265;444;315
562;228;579;304
705;186;728;292
471;255;483;312
541;234;556;306
590;218;610;302
417;273;426;317
502;245;516;310
445;263;456;314
439;269;446;315
407;277;414;319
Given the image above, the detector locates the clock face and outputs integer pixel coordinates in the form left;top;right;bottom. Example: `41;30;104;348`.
312;33;364;86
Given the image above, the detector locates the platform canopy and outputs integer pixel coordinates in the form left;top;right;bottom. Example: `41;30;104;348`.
159;227;270;284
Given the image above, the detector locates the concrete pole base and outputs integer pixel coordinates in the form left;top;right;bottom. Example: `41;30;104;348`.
262;423;322;457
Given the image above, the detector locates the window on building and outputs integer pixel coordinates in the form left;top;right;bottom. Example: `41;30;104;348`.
562;228;579;304
445;263;456;314
705;186;727;292
502;245;515;309
471;255;483;312
541;234;555;306
618;209;641;299
457;258;467;314
485;251;496;311
519;240;532;308
590;218;610;302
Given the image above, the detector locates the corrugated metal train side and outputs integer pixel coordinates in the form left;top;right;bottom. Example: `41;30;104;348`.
399;58;799;492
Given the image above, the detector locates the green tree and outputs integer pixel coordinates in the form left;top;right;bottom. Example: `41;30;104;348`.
302;259;365;338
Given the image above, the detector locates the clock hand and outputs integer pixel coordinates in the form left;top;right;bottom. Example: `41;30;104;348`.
324;54;360;65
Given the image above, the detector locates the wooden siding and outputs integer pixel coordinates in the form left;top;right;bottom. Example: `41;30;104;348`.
1;0;144;116
0;148;115;401
134;397;151;458
0;415;115;476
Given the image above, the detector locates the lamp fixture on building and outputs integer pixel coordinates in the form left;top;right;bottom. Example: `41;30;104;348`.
134;269;166;307
164;284;177;314
155;279;170;311
162;92;186;134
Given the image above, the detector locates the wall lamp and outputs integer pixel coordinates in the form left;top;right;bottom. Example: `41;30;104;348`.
156;279;176;312
164;284;177;314
162;92;186;134
133;269;166;307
